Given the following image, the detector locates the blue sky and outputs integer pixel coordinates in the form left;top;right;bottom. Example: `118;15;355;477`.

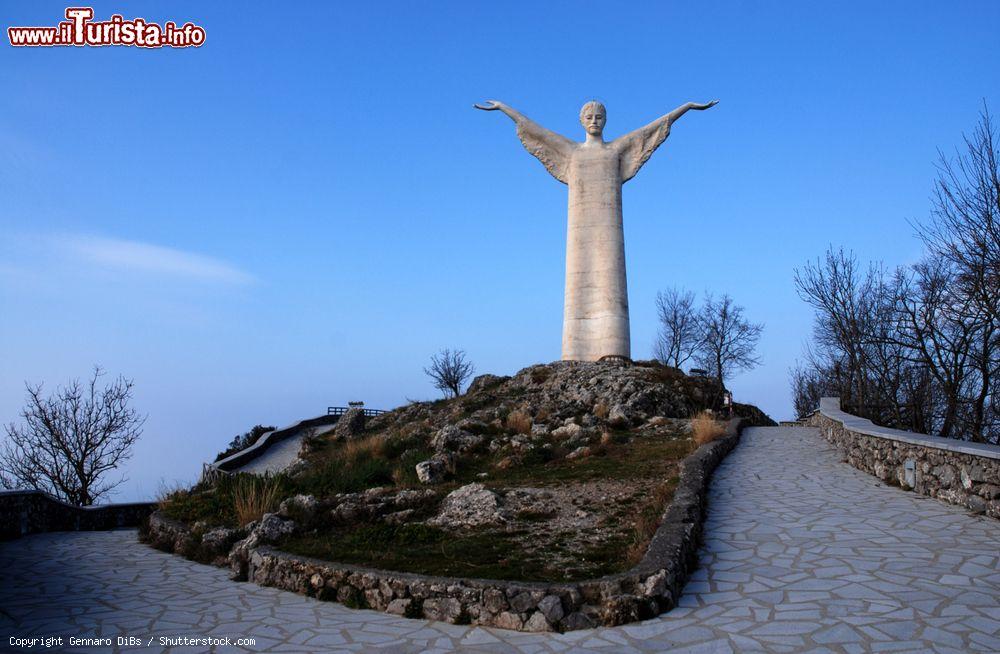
2;1;998;501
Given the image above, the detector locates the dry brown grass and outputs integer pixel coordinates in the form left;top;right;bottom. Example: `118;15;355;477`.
233;475;283;526
691;410;727;446
506;409;532;435
155;482;188;511
593;401;610;420
626;481;674;564
340;434;388;459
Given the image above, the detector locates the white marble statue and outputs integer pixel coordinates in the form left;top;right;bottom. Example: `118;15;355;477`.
476;98;718;361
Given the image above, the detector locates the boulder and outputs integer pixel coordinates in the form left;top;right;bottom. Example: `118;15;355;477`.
430;425;484;454
560;611;596;630
968;495;987;514
494;611;524;630
509;591;537;613
602;594;641;626
415;454;455;484
537;595;565;623
523;611;554;632
429;483;506;528
552;423;583;440
467;374;509;395
333;408;366;440
227;513;296;580
933;464;957;488
278;494;320;525
607;404;630;428
386;598;413;616
422;597;464;623
256;513;297;541
200;526;239;555
483;588;509;613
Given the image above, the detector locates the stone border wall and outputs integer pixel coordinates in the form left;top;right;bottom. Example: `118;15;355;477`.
0;489;156;541
806;397;1000;518
237;420;745;632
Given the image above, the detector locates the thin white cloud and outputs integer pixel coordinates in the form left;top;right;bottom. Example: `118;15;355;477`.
60;235;254;285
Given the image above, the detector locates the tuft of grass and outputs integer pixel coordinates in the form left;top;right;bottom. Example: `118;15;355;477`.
293;434;399;497
158;472;292;528
593;401;610;420
505;409;532;435
691;410;727;446
156;481;189;511
233;475;283;526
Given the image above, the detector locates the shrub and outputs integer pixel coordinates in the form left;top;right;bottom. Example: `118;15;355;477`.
506;409;532;435
158;484;230;526
691;410;726;446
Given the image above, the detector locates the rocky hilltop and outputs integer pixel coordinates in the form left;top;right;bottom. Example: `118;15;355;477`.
365;359;753;444
148;359;773;630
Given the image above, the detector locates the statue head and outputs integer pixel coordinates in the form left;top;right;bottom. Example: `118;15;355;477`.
579;100;606;137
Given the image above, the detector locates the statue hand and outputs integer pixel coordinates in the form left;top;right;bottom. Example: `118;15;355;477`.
691;100;719;110
474;100;503;111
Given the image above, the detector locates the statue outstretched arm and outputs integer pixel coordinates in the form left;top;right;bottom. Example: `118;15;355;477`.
615;100;718;182
475;100;575;184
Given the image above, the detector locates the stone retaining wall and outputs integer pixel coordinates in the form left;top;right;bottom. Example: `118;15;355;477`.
0;489;156;540
806;397;1000;518
236;421;744;632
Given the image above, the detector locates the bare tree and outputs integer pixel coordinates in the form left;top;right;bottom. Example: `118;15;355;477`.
795;248;886;412
919;104;1000;321
653;287;701;368
0;367;145;506
791;106;999;443
695;294;763;388
424;349;475;398
917;104;999;441
790;359;831;420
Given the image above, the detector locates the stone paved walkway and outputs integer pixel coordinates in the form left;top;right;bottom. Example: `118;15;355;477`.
2;427;999;653
231;423;341;476
233;432;307;475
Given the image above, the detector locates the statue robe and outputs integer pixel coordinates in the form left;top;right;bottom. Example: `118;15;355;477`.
513;114;675;361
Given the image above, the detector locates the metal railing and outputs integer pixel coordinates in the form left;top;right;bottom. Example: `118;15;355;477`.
327;406;387;417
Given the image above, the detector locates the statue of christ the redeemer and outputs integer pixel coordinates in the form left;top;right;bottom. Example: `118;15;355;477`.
475;98;718;362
